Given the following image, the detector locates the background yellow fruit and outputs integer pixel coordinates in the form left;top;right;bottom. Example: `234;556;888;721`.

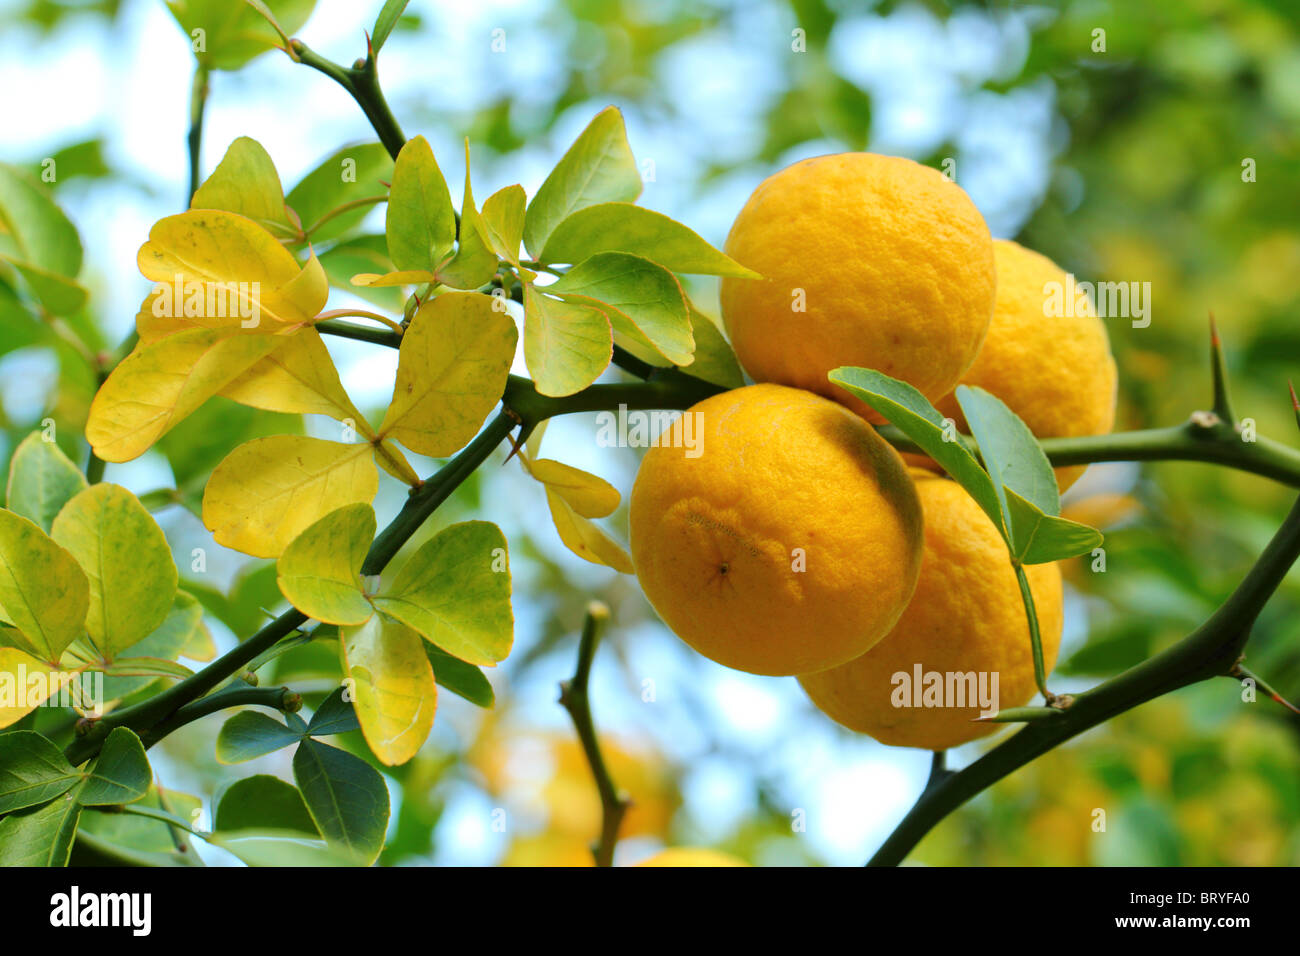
936;239;1118;491
799;470;1063;750
630;383;923;676
632;848;749;867
719;152;995;420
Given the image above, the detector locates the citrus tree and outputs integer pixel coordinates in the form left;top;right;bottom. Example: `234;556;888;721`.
1;0;1298;868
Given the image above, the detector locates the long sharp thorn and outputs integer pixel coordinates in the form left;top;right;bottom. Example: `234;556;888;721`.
1289;380;1300;435
1209;313;1236;424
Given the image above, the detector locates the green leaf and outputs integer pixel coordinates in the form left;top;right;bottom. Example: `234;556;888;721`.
0;790;82;865
538;203;758;277
207;828;367;866
6;261;87;316
386;136;456;273
372;521;513;667
165;0;316;71
829;367;1004;530
215;774;319;834
0;508;89;663
215;710;304;764
51;484;179;661
547;252;693;365
424;644;494;708
478;185;526;265
5;432;88;532
80;727;151;806
0;162;82;277
99;591;208;700
377;291;518;457
277;504;376;626
955;384;1061;518
191;137;294;236
371;0;411;54
523;283;612;397
292;736;389;864
77;786;202;864
287;144;393;244
438;142;500;290
339;612;437;765
306;685;360;736
0;731;80;813
523;106;642;258
1005;487;1105;564
682;305;745;387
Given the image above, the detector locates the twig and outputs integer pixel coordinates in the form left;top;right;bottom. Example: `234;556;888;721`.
287;40;407;160
558;601;630;867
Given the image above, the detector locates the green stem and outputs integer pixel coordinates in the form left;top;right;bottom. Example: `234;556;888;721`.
139;685;296;749
1013;561;1051;702
867;491;1300;866
317;318;403;348
187;62;210;202
558;602;629;867
289;40;407;159
63;412;515;766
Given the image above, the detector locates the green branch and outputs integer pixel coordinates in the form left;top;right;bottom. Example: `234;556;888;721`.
287;40;407;160
63;412;515;766
558;602;629;867
138;684;299;749
867;490;1300;866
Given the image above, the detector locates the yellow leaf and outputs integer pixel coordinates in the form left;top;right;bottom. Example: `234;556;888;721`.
277;504;376;626
0;510;89;664
524;458;620;518
137;210;327;332
378;292;517;458
190;136;296;237
202;436;379;558
523;284;612;397
340;613;437;766
350;270;438;288
86;328;282;462
0;649;78;729
373;440;422;487
221;329;371;433
544;488;634;573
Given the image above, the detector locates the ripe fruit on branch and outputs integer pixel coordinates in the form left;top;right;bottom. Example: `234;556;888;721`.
629;383;923;677
799;469;1063;751
719;152;995;420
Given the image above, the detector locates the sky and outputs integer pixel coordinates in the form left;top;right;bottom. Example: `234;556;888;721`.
0;0;1128;865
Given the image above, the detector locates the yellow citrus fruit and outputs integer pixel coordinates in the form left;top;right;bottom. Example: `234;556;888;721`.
632;848;749;867
719;152;995;420
935;239;1118;491
799;470;1063;750
629;383;923;676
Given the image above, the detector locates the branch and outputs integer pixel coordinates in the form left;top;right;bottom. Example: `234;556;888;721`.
63;411;516;766
187;61;211;202
287;39;407;160
558;601;630;867
138;684;300;749
867;490;1300;866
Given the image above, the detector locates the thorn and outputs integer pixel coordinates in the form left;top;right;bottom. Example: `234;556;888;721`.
1208;313;1236;425
1290;380;1300;435
1232;663;1300;716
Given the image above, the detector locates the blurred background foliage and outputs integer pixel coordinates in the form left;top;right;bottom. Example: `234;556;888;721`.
3;0;1299;865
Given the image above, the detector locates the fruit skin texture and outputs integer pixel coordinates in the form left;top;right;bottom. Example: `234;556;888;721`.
936;239;1118;492
719;152;995;420
629;383;923;677
633;848;749;867
799;470;1063;751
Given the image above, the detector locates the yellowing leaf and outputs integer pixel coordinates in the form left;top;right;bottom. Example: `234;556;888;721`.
479;185;526;265
221;329;370;432
0;649;77;729
277;504;376;625
137;210;327;332
523;106;642;258
545;489;634;574
5;433;87;533
203;436;378;559
386;136;456;273
0;510;89;663
538;202;759;278
547;252;693;365
86;328;282;462
378;292;517;458
340;613;437;766
51;485;178;662
523;458;619;518
523;284;612;397
438;141;499;291
350;269;437;288
372;521;512;666
682;304;745;388
191;137;295;237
